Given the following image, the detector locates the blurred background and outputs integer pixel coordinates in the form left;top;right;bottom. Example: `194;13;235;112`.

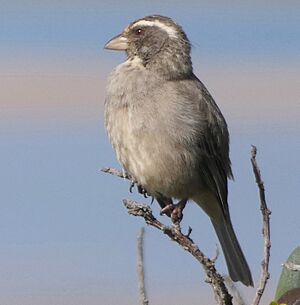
0;1;299;304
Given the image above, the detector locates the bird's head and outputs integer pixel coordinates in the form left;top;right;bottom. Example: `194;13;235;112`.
105;15;193;79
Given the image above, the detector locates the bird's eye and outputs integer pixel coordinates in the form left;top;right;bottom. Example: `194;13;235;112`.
134;28;144;35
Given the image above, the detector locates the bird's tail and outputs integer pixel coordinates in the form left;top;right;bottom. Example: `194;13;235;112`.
212;217;253;286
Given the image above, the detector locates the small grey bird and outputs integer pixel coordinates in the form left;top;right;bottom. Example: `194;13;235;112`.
104;15;253;286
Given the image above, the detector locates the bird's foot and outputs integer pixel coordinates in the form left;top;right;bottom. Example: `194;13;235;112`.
160;199;187;224
157;198;173;217
129;181;135;193
129;181;148;198
137;184;148;198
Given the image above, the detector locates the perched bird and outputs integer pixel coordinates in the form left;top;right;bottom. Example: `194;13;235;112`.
104;15;253;286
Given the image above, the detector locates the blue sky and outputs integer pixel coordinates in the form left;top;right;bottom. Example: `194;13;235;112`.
1;2;300;59
0;1;299;304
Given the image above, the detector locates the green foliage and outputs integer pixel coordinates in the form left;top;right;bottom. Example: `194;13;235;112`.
275;247;300;301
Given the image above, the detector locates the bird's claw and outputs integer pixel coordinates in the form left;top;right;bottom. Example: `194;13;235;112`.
129;181;135;193
137;185;148;198
128;181;148;198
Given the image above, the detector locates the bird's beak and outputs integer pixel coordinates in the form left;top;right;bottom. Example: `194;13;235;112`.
104;34;128;51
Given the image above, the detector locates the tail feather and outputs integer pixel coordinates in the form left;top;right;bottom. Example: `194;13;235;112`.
212;218;253;286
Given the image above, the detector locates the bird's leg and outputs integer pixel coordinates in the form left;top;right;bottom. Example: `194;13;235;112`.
161;199;188;224
171;199;187;224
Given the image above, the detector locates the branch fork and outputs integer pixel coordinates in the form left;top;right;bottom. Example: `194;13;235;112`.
102;146;271;305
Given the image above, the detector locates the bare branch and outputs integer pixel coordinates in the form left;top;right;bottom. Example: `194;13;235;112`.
211;244;221;264
250;146;271;305
224;276;246;305
102;145;271;305
124;199;233;305
137;227;149;305
101;167;129;179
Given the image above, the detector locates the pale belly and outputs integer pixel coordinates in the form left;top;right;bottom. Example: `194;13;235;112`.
105;106;201;199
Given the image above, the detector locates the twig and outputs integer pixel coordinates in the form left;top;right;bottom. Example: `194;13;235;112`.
137;227;149;305
211;244;220;264
124;199;233;305
101;167;129;179
250;146;271;305
224;276;246;305
102;144;271;305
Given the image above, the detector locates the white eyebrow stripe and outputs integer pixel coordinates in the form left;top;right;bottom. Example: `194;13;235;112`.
132;20;178;38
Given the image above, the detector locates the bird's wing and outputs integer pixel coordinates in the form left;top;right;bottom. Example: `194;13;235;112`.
200;78;233;214
173;75;233;217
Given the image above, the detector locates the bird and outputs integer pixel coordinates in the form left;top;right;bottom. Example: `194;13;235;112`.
104;15;253;286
